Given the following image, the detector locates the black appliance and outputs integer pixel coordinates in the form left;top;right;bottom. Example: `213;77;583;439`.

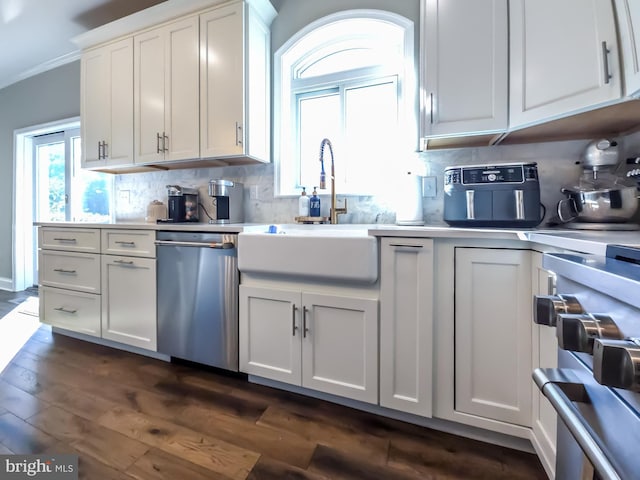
163;185;198;223
443;162;542;227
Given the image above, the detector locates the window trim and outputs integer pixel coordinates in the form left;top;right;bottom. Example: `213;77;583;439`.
273;9;416;197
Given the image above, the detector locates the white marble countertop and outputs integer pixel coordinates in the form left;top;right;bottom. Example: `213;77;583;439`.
35;221;640;256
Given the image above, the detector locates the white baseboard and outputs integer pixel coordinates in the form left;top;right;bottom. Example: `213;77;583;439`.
0;277;16;292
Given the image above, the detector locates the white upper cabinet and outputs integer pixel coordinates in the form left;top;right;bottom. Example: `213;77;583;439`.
134;15;200;164
200;2;271;162
421;0;508;139
509;0;622;128
615;0;640;97
81;38;134;168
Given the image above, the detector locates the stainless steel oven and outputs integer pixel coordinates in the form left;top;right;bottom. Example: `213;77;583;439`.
534;246;640;480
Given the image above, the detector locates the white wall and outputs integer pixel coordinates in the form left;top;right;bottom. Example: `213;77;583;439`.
0;61;80;281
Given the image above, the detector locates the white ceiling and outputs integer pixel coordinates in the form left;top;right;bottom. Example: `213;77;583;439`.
0;0;167;90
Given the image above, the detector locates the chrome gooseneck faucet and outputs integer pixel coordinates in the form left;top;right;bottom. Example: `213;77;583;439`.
319;138;347;224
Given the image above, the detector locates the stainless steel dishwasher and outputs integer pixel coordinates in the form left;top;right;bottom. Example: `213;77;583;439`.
156;231;238;371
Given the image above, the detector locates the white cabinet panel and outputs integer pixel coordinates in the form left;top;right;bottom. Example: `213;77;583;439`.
380;238;434;417
101;229;155;258
455;247;532;427
101;255;157;350
39;227;100;253
40;286;101;337
240;285;302;384
39;251;101;294
422;0;508;138
615;0;640;97
509;0;621;128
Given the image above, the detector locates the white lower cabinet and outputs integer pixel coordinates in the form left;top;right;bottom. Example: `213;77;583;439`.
101;255;157;351
379;237;434;417
239;285;378;404
40;286;101;337
530;251;557;478
454;247;532;427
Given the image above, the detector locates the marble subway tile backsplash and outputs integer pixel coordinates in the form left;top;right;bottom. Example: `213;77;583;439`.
115;134;640;226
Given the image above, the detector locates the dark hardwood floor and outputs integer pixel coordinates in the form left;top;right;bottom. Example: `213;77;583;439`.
0;290;547;479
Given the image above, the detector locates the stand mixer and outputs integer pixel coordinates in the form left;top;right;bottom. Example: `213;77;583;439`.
557;139;639;230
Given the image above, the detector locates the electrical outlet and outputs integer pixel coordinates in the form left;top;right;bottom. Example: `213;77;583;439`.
118;190;130;204
250;185;259;200
422;176;437;198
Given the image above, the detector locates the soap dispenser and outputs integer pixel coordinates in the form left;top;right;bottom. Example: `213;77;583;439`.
309;187;321;217
298;187;310;216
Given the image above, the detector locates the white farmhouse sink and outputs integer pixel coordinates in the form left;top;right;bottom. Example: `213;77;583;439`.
238;224;378;283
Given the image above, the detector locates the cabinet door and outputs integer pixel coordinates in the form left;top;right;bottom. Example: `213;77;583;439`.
380;238;434;417
101;256;157;350
510;0;621;128
455;248;532;426
81;46;109;167
615;0;640;97
530;251;557;478
163;15;200;162
301;292;378;404
134;27;166;164
200;3;245;158
239;285;302;385
107;38;134;167
422;0;508;137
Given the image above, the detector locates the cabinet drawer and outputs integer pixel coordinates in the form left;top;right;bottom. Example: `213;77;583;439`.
39;251;100;294
102;229;155;257
39;227;100;252
40;286;101;337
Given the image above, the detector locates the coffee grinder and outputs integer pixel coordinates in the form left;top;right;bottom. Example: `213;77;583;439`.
208;179;244;224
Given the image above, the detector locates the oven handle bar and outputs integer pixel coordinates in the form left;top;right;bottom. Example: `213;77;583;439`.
533;368;622;480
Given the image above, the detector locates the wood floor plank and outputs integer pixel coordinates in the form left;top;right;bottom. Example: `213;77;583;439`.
0;412;59;454
247;456;332;480
257;405;390;465
308;444;424;480
0;378;48;419
126;447;232;480
98;406;260;479
387;434;546;480
35;383;117;421
178;402;316;468
0;364;42;395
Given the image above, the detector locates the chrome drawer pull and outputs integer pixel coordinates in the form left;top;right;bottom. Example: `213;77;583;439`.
115;241;136;246
53;238;77;242
53;268;77;274
114;260;134;265
292;305;298;336
54;307;77;314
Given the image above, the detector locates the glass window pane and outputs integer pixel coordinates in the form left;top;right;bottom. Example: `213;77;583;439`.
298;92;340;189
299;48;372;78
343;80;398;190
36;142;66;222
70;136;113;222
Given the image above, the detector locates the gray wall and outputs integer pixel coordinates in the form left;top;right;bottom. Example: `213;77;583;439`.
0;61;80;281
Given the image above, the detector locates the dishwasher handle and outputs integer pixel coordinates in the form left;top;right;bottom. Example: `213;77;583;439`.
154;240;235;249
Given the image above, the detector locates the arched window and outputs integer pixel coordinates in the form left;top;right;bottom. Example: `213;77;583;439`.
274;10;416;196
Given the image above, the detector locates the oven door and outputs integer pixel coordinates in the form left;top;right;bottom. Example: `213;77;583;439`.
535;350;640;480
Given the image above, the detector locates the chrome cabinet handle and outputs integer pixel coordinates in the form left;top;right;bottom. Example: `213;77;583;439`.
115;241;135;246
103;141;108;159
303;306;309;338
292;305;298;336
602;41;612;85
533;368;622;480
54;307;77;314
389;244;423;249
113;259;134;265
156;132;162;153
53;238;77;243
163;132;169;152
98;141;103;159
429;93;434;124
53;268;77;274
235;122;243;146
514;190;525;220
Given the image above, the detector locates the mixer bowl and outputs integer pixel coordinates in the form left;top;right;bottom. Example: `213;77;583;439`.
557;186;639;223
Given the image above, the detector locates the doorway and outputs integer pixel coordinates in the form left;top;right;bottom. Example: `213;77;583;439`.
13;117;114;291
